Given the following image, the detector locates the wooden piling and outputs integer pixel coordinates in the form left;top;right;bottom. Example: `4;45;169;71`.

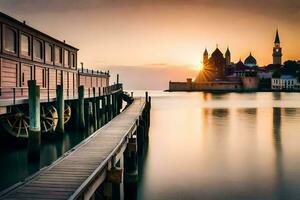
92;87;98;129
96;97;101;128
84;100;91;129
28;80;41;162
107;95;111;121
145;91;148;103
78;85;85;129
112;93;116;117
124;137;138;184
56;85;64;134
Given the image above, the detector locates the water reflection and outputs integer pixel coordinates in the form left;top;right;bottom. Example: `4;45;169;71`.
135;91;300;200
0;126;94;191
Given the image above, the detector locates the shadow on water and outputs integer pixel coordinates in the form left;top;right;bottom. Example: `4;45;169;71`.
0;124;95;191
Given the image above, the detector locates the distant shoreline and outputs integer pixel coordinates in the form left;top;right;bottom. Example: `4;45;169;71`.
164;89;300;93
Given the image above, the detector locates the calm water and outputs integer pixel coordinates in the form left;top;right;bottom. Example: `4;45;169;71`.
136;91;300;200
0;125;95;191
1;91;300;200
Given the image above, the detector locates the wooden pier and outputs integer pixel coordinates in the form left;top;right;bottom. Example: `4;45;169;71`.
0;96;151;200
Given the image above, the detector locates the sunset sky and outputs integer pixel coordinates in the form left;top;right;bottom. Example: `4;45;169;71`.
1;0;299;89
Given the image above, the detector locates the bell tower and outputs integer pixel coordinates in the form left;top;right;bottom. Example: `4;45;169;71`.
273;29;282;65
203;48;208;66
225;47;231;66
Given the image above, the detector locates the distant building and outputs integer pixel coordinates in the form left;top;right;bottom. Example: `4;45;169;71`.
195;47;227;82
234;59;257;77
168;29;288;92
272;75;297;90
244;53;257;67
273;29;282;65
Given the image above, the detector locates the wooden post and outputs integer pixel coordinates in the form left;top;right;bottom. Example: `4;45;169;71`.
104;157;124;200
124;137;138;184
56;85;64;134
92;87;98;129
117;74;119;86
78;85;85;129
99;97;103;127
96;97;100;129
112;93;116;118
28;80;41;161
137;118;145;155
84;101;91;129
107;95;111;121
145;91;148;103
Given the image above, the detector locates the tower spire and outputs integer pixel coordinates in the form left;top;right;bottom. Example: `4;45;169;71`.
275;29;280;44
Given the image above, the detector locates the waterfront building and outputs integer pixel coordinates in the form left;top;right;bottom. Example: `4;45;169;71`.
234;60;257;77
169;29;288;92
272;75;297;90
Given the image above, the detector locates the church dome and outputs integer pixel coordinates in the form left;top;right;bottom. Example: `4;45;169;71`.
244;53;257;67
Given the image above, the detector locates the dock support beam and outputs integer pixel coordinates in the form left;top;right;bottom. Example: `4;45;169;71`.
28;80;41;162
84;101;91;129
56;85;64;134
92;87;98;129
78;85;85;129
124;137;138;184
104;157;124;200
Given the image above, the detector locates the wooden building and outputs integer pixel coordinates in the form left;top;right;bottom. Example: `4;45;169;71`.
0;12;109;114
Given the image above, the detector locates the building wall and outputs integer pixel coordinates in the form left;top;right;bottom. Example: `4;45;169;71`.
272;78;297;90
169;81;243;91
241;77;259;91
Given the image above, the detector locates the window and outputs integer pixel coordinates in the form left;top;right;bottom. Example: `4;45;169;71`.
33;39;43;60
4;27;16;53
55;46;62;65
70;53;76;68
45;43;53;63
64;50;69;67
20;34;30;56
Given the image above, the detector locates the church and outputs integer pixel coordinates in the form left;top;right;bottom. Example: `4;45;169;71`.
169;30;283;91
195;29;282;83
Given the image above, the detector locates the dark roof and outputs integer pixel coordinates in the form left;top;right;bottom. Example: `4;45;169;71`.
244;53;257;65
204;48;208;55
0;12;79;51
275;29;280;44
235;60;246;70
211;48;223;57
264;64;281;71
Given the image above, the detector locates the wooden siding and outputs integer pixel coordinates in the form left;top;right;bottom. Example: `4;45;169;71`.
0;59;18;98
57;70;62;86
20;64;31;87
49;68;56;98
1;59;17;87
35;66;43;87
79;74;85;86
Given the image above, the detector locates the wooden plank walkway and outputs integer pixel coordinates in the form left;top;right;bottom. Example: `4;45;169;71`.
1;98;145;200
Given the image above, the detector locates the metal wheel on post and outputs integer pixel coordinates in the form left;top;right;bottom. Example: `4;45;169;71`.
40;105;58;134
64;104;72;124
0;106;30;138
